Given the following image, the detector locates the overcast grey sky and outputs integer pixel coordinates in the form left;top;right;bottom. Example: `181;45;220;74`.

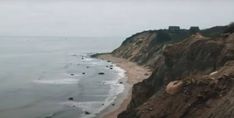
0;0;233;37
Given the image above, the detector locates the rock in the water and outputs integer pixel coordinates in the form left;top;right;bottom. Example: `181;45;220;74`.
84;111;90;115
70;73;74;76
82;72;86;75
98;72;105;75
68;97;74;101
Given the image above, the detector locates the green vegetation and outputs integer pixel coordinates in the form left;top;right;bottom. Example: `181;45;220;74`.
155;30;171;43
224;22;234;33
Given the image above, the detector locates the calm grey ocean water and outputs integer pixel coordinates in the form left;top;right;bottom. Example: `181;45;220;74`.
0;36;124;118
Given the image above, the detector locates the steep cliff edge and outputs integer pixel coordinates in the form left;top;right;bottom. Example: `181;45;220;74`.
118;32;234;118
112;26;226;68
112;30;191;68
111;25;234;118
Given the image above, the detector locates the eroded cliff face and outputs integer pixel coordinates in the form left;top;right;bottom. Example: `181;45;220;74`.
112;26;226;68
114;26;234;118
112;30;191;68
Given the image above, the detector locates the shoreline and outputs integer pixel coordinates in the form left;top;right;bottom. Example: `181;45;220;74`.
95;54;151;118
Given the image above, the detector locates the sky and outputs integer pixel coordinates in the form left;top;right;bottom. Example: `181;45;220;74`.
0;0;233;37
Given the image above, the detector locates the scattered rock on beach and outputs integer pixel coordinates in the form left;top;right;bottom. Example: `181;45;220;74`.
119;82;123;84
112;103;115;106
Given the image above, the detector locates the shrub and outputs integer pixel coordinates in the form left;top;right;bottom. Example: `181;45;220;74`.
224;22;234;33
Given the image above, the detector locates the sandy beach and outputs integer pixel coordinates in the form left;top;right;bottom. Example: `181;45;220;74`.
96;54;151;118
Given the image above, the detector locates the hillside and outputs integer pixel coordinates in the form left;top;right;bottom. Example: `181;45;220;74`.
112;26;226;68
110;25;234;118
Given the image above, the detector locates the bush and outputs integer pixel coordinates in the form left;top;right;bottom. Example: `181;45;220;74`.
224;22;234;33
155;30;171;43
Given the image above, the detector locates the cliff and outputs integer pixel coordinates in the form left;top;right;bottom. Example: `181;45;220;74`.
112;29;191;68
112;26;226;68
111;25;234;118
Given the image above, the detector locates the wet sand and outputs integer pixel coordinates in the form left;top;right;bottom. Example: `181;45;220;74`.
96;54;151;118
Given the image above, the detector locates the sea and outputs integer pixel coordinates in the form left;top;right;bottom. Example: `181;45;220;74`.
0;36;125;118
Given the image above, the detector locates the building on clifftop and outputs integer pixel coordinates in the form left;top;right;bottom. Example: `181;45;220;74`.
189;26;200;34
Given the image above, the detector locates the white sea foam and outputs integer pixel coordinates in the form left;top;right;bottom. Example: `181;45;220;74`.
60;101;80;107
33;78;79;85
82;57;104;65
83;58;94;61
89;60;105;65
60;101;103;118
60;63;127;118
58;57;127;118
113;65;127;79
100;64;126;115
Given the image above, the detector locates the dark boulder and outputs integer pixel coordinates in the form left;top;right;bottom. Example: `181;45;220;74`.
98;72;105;75
68;97;74;101
84;111;90;115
